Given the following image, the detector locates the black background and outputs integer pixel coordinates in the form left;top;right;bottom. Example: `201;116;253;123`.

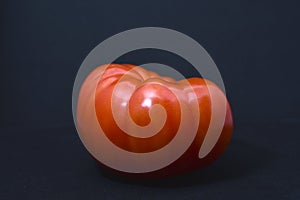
0;0;299;199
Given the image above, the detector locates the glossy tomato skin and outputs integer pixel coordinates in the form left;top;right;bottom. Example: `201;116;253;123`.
77;64;233;178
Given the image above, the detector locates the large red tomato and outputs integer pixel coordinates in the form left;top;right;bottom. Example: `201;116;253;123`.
76;64;233;178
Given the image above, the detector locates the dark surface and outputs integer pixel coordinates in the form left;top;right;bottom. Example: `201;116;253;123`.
1;0;300;199
1;122;299;199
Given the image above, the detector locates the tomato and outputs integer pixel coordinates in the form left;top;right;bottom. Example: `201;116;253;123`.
76;64;233;178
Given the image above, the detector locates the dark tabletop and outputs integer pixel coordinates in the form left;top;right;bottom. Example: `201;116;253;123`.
1;121;299;199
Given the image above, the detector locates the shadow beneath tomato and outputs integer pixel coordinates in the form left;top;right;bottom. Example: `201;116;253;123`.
96;135;276;187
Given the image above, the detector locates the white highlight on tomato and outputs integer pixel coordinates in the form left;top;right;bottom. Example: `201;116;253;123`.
141;98;152;108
